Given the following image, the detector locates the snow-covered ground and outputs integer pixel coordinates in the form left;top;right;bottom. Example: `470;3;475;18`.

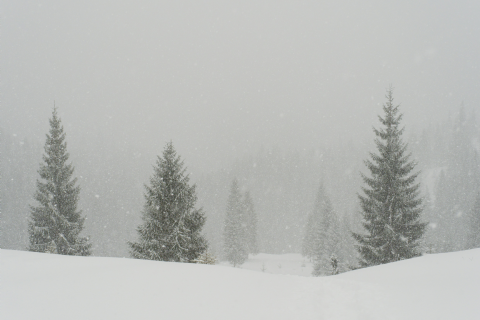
2;249;480;320
219;253;314;276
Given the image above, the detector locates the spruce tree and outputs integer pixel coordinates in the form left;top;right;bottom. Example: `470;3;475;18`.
243;191;259;255
302;183;340;276
223;179;248;266
353;88;426;267
129;142;208;262
28;108;91;255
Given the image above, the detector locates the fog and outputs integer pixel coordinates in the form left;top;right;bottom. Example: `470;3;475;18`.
1;1;480;257
3;1;480;168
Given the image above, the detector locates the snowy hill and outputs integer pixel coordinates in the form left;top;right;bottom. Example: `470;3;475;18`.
2;249;480;320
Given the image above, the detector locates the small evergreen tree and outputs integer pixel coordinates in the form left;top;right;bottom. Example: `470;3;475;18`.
223;179;248;266
303;183;340;276
469;193;480;248
244;191;259;255
353;88;426;267
28;108;91;255
129;142;208;262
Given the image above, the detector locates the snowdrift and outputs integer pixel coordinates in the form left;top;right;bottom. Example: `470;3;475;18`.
2;249;480;320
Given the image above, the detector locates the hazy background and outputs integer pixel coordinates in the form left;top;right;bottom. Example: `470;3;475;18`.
2;1;480;258
3;0;480;170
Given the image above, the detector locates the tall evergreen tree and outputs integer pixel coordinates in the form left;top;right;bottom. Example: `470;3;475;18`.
223;179;248;266
28;108;91;255
243;191;259;255
469;193;480;249
353;88;426;267
129;142;208;262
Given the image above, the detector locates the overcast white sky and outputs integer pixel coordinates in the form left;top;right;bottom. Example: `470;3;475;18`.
2;0;479;171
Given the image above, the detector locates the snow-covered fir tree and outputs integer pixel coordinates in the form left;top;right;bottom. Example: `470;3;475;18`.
302;183;340;276
469;193;480;249
353;88;427;267
129;142;208;262
28;108;91;255
243;191;259;255
223;179;248;266
313;214;341;275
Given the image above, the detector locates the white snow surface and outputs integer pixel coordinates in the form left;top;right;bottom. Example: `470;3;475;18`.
219;253;314;276
2;249;480;320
